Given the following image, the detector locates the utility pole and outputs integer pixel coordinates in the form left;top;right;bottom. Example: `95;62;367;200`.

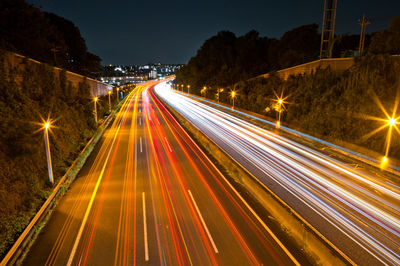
358;14;370;56
320;0;338;59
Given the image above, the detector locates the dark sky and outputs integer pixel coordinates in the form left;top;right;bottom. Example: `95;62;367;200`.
27;0;400;65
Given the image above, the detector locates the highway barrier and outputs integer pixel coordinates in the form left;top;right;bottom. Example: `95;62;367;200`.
157;93;354;265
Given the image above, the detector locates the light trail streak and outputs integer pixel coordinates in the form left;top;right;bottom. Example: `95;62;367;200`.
184;93;400;172
142;192;149;261
66;89;136;266
155;83;400;264
33;79;298;266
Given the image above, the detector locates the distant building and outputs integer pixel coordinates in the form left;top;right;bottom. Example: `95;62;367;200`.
99;63;182;85
149;69;157;79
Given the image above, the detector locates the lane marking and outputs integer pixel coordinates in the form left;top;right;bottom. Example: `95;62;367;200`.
142;192;149;261
164;137;173;153
187;190;219;254
140;137;143;153
139;117;142;126
139;108;142;113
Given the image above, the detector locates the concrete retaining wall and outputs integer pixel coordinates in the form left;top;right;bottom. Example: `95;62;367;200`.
3;51;112;96
259;58;355;80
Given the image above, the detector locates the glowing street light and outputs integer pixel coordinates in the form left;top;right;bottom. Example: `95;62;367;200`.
181;84;184;92
272;89;290;129
361;91;400;168
217;88;224;103
108;90;112;112
201;86;207;97
43;120;54;184
187;84;191;94
230;90;237;109
94;96;98;123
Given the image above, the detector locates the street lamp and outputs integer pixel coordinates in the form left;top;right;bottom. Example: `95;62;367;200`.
201;86;207;97
108;90;112;112
94;96;98;123
381;116;399;167
217;88;224;103
43;121;54;184
116;88;120;102
272;89;290;129
230;90;236;109
181;84;184;92
360;92;400;168
187;85;191;94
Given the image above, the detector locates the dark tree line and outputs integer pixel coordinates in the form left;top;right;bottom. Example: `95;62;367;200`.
175;24;321;89
0;0;102;78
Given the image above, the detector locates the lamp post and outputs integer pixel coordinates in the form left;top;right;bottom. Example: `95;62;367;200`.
43;121;54;184
382;117;399;167
231;90;236;109
94;96;98;123
108;90;112;112
187;85;190;94
201;86;207;97
181;84;184;92
217;88;224;103
116;88;120;102
277;99;283;128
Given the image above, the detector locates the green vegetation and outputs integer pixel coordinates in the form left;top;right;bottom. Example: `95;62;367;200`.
0;50;118;259
235;54;400;158
175;14;400;160
0;0;102;78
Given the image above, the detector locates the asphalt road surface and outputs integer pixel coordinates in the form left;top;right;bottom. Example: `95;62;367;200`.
23;80;299;266
156;83;400;265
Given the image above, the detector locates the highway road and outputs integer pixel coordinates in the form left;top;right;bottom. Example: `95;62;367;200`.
155;83;400;265
23;81;301;265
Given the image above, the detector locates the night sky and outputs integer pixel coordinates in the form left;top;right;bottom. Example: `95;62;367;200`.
27;0;400;65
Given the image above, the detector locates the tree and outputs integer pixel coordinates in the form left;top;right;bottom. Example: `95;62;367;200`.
0;0;102;77
369;12;400;55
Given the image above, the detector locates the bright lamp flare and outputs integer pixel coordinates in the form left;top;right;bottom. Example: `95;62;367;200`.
44;122;50;129
388;118;396;126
